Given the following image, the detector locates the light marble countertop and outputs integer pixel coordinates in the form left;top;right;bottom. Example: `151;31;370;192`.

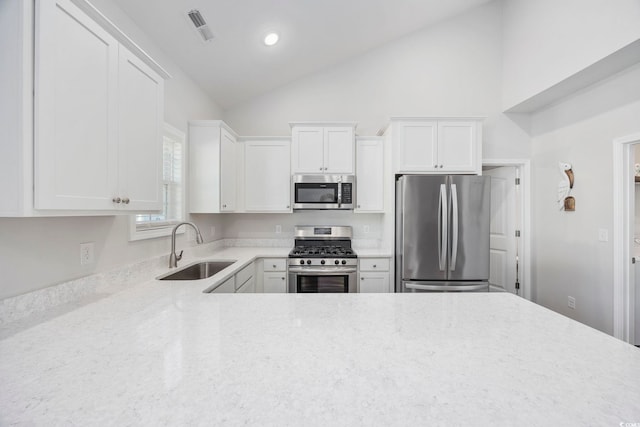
2;281;640;425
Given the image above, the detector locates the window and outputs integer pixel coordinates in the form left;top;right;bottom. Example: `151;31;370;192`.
129;123;185;241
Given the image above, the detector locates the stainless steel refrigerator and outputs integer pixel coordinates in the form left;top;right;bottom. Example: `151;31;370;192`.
395;174;491;292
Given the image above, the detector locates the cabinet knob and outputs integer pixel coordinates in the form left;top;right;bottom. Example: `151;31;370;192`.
286;205;290;209
281;277;285;280
122;197;130;204
324;167;327;171
357;204;361;208
439;165;444;168
112;197;121;204
223;204;227;208
373;265;377;268
272;265;277;268
361;277;364;280
319;167;323;171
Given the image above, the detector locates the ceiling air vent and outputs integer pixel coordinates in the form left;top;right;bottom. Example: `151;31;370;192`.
187;9;214;42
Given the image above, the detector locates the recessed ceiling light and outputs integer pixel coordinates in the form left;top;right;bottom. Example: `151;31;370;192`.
263;32;279;46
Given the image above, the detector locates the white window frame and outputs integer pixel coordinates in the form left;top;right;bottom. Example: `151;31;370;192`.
129;123;186;241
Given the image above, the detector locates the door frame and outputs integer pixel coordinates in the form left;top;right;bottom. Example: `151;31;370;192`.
612;132;640;343
482;159;532;301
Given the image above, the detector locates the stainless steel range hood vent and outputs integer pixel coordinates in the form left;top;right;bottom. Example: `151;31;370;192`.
187;9;214;42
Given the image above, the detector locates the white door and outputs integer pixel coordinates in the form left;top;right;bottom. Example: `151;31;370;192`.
35;0;119;210
324;127;354;174
396;121;437;172
484;166;519;294
118;47;163;211
219;128;237;212
244;140;291;212
355;138;384;212
263;272;287;293
292;127;324;173
359;273;390;293
438;121;477;172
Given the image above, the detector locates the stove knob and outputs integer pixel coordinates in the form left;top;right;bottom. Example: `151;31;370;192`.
334;260;339;265
306;260;312;265
321;260;325;265
341;260;347;265
299;260;305;265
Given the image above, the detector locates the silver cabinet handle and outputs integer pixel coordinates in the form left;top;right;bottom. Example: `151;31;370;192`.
281;277;285;280
324;167;327;170
361;277;364;280
319;167;323;171
272;265;277;268
112;197;121;204
122;197;130;204
373;265;377;268
450;183;459;271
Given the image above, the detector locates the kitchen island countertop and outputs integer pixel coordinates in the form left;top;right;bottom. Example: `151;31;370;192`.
1;269;640;425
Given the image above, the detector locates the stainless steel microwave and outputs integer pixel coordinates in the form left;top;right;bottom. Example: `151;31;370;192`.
292;175;355;210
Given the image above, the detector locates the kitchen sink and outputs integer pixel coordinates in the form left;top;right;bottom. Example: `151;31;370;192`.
157;261;235;281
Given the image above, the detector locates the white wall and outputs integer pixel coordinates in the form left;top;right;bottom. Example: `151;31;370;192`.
0;0;224;300
502;0;640;110
529;63;640;335
223;1;530;160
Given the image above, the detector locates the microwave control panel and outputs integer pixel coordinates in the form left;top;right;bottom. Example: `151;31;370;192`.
342;183;352;203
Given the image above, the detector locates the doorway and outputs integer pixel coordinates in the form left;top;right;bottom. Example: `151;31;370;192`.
613;133;640;345
482;160;531;300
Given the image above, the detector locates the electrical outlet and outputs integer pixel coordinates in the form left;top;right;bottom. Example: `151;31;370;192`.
598;229;608;242
568;296;576;309
80;242;94;265
275;225;282;234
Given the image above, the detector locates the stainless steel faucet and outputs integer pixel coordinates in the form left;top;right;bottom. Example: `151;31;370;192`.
169;222;204;268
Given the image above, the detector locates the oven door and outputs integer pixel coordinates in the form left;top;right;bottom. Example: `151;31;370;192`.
288;266;357;293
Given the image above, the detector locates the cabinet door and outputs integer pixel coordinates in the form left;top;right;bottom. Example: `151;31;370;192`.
355;138;384;212
437;121;477;172
211;277;235;293
220;128;237;211
263;272;287;293
118;47;163;211
359;272;390;293
292;127;324;173
245;140;291;212
396;121;438;172
34;0;119;209
236;276;256;293
324;127;354;174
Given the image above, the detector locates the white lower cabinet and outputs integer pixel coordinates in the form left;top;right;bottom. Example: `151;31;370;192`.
358;258;391;293
235;263;255;293
262;258;288;293
211;277;235;294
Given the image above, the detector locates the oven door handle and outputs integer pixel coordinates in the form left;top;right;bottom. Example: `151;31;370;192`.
288;267;357;274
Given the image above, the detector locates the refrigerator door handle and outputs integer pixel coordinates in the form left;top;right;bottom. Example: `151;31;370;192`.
450;183;459;271
438;183;448;271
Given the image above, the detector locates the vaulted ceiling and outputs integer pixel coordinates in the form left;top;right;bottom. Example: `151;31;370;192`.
111;0;493;108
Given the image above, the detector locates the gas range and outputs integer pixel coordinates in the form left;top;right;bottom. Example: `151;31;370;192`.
287;226;358;293
287;226;358;267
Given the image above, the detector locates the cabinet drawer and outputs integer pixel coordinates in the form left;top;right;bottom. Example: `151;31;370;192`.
235;263;254;290
359;258;390;272
263;272;287;293
211;277;235;293
263;258;286;272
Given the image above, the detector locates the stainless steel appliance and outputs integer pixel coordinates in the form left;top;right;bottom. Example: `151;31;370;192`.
288;226;357;293
292;175;355;210
396;174;491;292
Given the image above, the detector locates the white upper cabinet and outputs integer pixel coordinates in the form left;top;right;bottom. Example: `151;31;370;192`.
392;118;482;175
290;123;356;174
243;138;291;212
0;0;169;216
355;137;384;213
34;0;120;210
189;121;239;213
117;48;164;211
